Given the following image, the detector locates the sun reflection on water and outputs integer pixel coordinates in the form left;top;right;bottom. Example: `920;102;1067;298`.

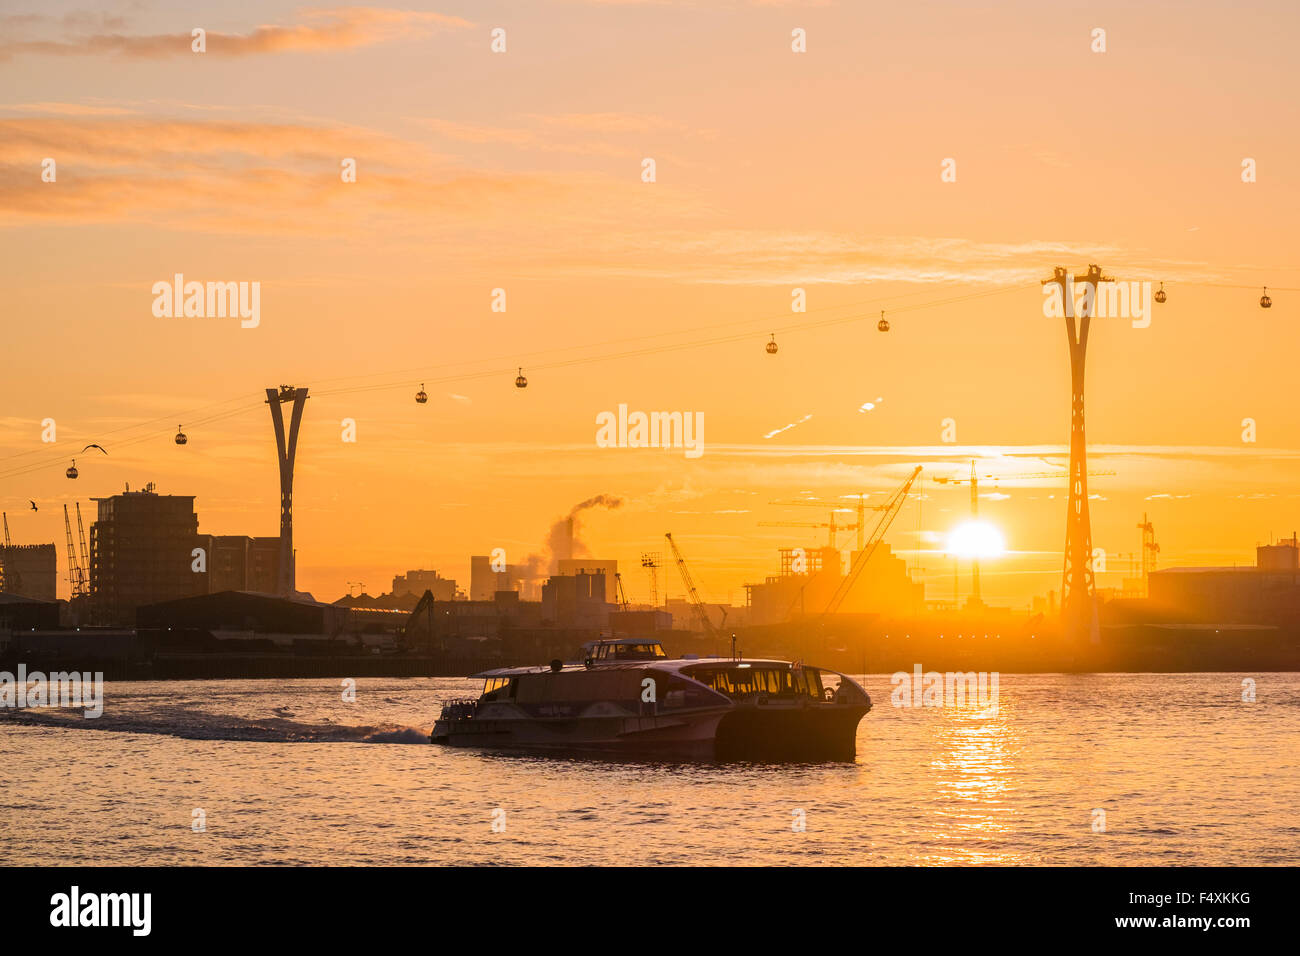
921;698;1022;864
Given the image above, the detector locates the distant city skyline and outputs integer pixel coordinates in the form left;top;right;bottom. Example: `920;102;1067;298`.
2;0;1298;607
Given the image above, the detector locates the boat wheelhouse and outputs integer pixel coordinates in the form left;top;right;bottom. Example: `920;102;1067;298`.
431;638;870;761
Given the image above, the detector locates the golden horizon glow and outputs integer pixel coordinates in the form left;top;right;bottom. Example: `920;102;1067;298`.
1;1;1298;608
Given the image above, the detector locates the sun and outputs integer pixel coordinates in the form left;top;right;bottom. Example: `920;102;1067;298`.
947;520;1006;559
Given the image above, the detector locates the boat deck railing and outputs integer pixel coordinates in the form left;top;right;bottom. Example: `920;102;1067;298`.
439;698;479;721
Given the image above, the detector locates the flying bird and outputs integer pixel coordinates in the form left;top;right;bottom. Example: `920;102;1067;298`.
29;500;37;511
82;444;108;455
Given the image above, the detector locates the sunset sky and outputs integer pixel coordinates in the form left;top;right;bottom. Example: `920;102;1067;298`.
2;0;1298;607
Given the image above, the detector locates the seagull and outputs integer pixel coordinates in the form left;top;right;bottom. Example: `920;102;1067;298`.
29;500;37;511
82;444;108;455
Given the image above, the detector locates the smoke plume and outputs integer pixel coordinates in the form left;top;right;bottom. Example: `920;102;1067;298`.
517;495;624;587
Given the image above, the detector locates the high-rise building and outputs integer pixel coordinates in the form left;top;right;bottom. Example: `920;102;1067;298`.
743;544;922;625
556;559;618;603
470;555;519;600
542;570;610;629
201;535;282;594
0;543;58;602
392;569;456;601
90;485;204;625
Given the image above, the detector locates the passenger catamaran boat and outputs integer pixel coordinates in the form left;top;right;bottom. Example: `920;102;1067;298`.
430;638;871;761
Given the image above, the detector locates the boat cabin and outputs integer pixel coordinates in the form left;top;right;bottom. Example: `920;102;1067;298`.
681;662;832;701
580;638;669;663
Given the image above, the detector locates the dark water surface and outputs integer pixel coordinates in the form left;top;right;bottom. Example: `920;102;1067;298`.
1;674;1295;865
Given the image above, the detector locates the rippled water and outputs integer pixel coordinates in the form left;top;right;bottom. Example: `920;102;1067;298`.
1;674;1295;865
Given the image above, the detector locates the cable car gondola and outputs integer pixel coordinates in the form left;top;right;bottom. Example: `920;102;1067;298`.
1154;282;1166;304
766;334;778;354
1260;287;1272;309
415;384;428;404
175;425;188;445
877;310;890;332
515;367;528;388
66;459;78;480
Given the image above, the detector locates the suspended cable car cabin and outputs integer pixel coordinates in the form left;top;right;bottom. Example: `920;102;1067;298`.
66;459;78;480
175;426;188;445
766;334;778;354
877;311;890;332
415;384;428;404
1260;288;1272;309
1154;283;1166;304
515;368;528;388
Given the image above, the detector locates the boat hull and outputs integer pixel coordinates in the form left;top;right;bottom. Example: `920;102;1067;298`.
714;703;867;762
431;700;867;762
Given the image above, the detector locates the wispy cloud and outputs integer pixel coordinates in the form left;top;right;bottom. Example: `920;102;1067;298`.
0;101;137;116
763;414;813;439
0;7;470;60
0;113;596;236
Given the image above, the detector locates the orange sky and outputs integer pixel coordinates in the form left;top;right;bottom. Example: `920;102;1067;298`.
2;0;1298;606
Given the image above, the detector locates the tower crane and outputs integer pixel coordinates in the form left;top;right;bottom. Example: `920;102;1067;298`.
821;466;923;618
935;461;988;603
1137;513;1159;582
63;504;87;597
0;512;9;592
76;502;90;589
769;494;887;551
758;512;853;549
664;533;729;651
640;552;662;608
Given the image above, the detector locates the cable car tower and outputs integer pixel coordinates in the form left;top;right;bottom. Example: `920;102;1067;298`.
266;385;309;596
1044;265;1109;644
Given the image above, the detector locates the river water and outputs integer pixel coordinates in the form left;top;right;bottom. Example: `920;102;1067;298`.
1;673;1295;865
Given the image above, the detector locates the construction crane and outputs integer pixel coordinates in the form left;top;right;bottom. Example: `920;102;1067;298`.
63;504;87;597
640;551;662;608
758;513;853;549
935;462;987;603
1138;513;1159;581
614;571;630;611
75;502;90;589
0;512;9;592
820;466;923;618
934;463;1117;494
769;494;886;551
664;532;729;650
935;462;1116;604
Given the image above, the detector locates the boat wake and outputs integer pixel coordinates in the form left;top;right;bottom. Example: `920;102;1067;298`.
0;705;429;744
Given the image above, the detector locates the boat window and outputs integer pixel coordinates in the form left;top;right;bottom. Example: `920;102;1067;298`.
616;642;666;660
592;642;667;661
685;666;825;700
